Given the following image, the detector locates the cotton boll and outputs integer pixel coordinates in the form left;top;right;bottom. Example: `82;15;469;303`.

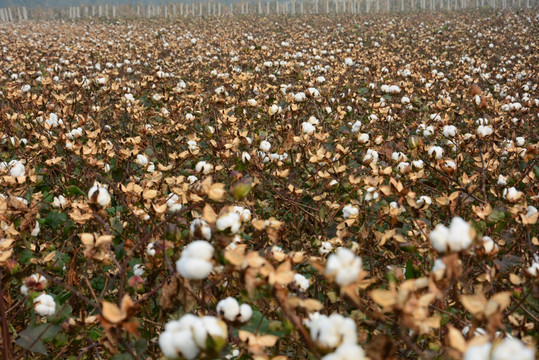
293;273;310;291
182;240;214;261
358;133;369;143
322;343;366;360
344;58;354;66
146;242;156;256
195;161;213;174
216;212;241;234
491;338;535;360
176;257;213;280
503;187;522;202
351;121;362;133
88;182;111;207
241;152;251;163
268;104;281;115
447;217;472;251
364;187;379;201
325;247;362;286
216;297;240;321
443;125;457;138
33;294;56;317
187;140;198;151
429;223;450;253
342;204;358;219
259;140;271;152
363;149;378;164
428;146;443;159
392;152;407;163
515;137;525;146
412;160;424;170
302;122;316;135
497;175;507;186
308;313;357;349
187;175;198;184
477;125;493;138
31;221;40;237
133;264;145;277
8;160;25;177
319;241;333;255
401;96;410;104
166;193;183;213
464;342;492;360
480;236;498;254
238;303;253;323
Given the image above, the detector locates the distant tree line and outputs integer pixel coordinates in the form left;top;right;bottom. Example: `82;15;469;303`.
2;0;246;7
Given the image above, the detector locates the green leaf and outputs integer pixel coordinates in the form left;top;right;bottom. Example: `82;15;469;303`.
16;324;60;355
134;338;148;355
45;212;67;230
488;210;505;223
67;185;86;197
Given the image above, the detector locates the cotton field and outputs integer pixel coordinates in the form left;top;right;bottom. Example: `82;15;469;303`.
0;10;538;360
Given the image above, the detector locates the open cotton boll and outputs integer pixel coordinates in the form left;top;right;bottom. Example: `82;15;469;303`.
503;187;522;202
302;122;316;135
8;160;25;177
463;342;492;360
342;204;358;219
526;254;539;277
88;182;111;207
259;140;271;152
216;212;241;234
491;338;535;360
176;241;214;280
293;273;310;291
412;160;424;170
166;193;183;213
401;96;411;104
34;294;56;317
195;161;213;174
176;257;213;280
428;146;444;159
392;152;407;163
233;206;252;222
268;104;281;115
159;327;199;359
190;219;212;240
238;303;253;323
429;217;472;253
307;313;357;349
477;125;493;138
515;137;525;146
133;264;145;277
351;121;362;133
187;140;198;151
358;133;369;143
322;343;366;360
344;58;354;66
443;125;457;138
363;149;378;164
325;247;362;286
216;297;240;321
31;221;40;237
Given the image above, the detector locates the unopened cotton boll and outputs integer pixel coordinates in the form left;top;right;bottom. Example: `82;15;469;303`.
322;343;366;360
216;212;241;234
259;140;271;152
325;247;362;286
342;204;359;219
88;182;111;207
33;294;56;317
